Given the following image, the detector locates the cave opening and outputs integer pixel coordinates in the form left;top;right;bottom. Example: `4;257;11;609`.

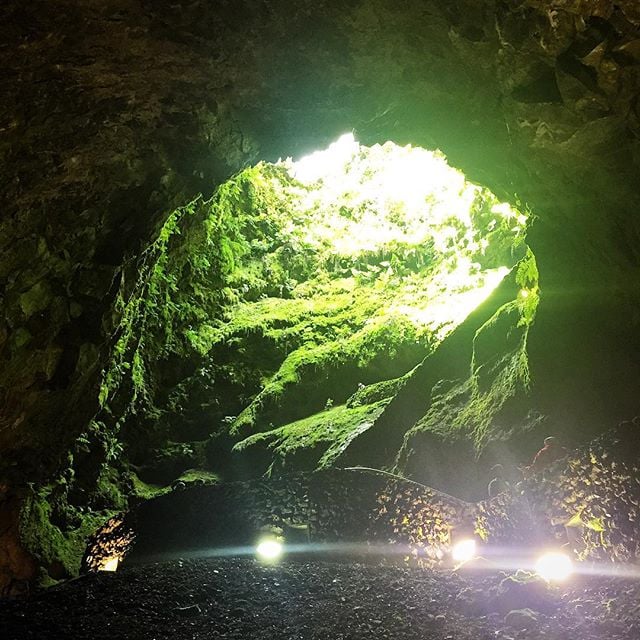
97;133;537;491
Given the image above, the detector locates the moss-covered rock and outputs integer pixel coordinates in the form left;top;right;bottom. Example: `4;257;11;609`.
19;281;53;319
2;0;640;590
233;400;390;474
18;485;118;583
91;140;526;487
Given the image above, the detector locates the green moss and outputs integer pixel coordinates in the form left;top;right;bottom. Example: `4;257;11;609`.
175;468;220;485
96;139;530;476
19;485;114;581
230;311;428;437
346;375;408;408
233;400;389;472
19;281;52;318
404;321;531;450
515;247;539;327
130;473;170;500
400;251;541;454
127;467;217;497
93;466;129;509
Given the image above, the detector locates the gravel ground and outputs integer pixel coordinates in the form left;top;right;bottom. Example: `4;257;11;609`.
1;556;640;640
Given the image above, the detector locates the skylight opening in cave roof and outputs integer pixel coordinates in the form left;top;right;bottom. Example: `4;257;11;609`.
287;133;526;257
179;132;533;359
97;132;536;457
271;133;528;339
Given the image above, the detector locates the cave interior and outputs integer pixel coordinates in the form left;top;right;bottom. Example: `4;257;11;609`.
1;0;640;592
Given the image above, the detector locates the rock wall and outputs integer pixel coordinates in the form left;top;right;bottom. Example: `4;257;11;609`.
521;420;640;562
81;422;640;573
2;0;640;590
82;470;477;569
0;489;38;597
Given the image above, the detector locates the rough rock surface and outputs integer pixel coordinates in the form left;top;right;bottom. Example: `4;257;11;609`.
3;557;640;640
2;0;640;588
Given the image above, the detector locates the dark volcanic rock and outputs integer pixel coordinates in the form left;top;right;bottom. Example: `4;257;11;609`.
3;558;640;640
1;0;640;588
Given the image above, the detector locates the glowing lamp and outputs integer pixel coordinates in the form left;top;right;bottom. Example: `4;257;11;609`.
256;538;284;562
451;538;477;563
535;551;573;582
98;556;120;572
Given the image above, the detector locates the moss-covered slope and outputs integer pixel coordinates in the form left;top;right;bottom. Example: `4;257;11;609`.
3;0;640;591
94;140;528;485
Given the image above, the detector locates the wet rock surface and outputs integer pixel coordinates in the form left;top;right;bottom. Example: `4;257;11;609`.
3;557;640;640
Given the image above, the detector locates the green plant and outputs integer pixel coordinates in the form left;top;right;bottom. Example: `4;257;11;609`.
96;139;531;464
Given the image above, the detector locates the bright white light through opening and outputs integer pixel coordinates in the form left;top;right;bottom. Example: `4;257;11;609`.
284;134;530;340
293;133;357;184
256;538;284;561
535;551;573;582
451;538;477;563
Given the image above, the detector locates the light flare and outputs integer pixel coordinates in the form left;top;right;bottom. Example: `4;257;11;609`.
451;538;477;564
535;551;574;582
256;538;284;562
